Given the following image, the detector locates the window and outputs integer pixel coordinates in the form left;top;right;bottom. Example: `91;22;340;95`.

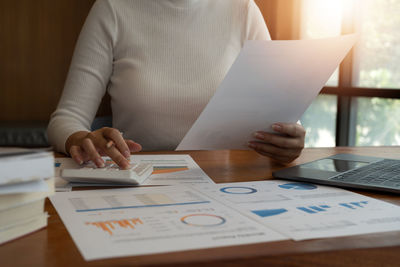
300;0;342;147
301;95;337;147
353;0;400;89
354;98;400;146
300;0;400;147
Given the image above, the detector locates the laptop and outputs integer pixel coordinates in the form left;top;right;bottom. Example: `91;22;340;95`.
272;154;400;194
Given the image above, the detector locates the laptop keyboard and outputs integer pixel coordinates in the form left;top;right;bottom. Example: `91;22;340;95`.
330;159;400;188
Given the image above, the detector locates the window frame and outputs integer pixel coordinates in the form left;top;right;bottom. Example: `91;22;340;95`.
306;0;400;146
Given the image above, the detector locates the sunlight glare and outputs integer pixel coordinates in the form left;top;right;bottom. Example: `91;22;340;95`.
302;0;345;38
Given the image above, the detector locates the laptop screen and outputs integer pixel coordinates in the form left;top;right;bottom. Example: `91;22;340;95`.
300;158;370;173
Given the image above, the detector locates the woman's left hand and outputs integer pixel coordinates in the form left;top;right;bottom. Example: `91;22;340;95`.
248;123;305;164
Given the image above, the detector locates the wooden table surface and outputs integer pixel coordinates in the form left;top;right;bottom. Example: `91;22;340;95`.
1;147;400;267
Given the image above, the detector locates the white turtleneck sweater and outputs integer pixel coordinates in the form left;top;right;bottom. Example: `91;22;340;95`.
47;0;270;153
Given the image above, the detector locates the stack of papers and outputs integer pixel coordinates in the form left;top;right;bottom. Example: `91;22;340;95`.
50;181;400;261
0;149;55;245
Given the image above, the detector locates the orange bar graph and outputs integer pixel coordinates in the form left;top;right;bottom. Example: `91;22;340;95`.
86;218;143;235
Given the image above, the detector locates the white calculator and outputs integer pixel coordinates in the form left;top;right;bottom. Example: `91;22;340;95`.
61;160;153;185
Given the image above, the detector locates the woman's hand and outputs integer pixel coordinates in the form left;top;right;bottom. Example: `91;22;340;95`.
248;123;305;164
65;127;142;169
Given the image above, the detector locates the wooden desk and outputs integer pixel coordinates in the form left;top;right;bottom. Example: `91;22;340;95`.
1;147;400;266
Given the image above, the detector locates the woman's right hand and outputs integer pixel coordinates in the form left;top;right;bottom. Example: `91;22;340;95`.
65;127;142;169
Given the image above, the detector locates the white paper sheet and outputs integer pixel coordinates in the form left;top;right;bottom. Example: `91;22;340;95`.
193;180;400;240
54;155;214;191
50;185;286;261
177;34;357;150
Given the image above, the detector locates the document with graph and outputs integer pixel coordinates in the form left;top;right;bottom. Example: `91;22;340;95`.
54;154;214;191
193;180;400;241
50;185;287;261
131;154;215;185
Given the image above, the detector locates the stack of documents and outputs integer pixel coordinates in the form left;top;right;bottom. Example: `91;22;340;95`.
50;181;400;261
0;149;55;245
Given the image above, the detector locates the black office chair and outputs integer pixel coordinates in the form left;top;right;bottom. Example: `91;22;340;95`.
0;121;49;147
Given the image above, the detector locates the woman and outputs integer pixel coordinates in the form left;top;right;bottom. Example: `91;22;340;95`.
47;0;305;169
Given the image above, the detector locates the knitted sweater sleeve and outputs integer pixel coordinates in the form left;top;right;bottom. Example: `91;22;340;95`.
47;0;116;154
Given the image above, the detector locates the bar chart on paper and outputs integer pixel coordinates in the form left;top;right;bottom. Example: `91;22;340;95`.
86;218;144;235
192;181;400;241
339;201;368;209
297;205;331;214
50;185;286;260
